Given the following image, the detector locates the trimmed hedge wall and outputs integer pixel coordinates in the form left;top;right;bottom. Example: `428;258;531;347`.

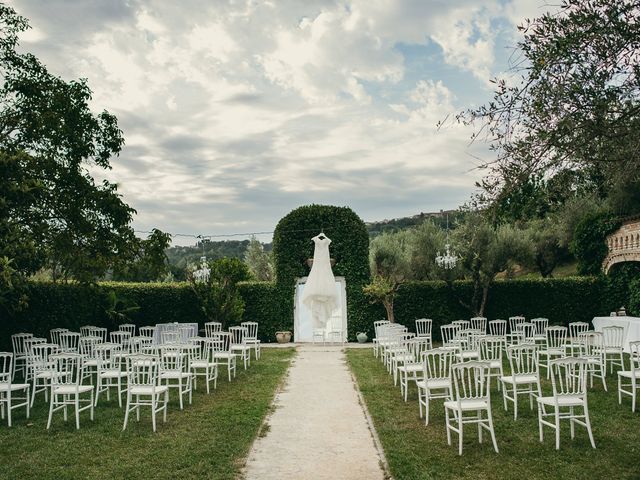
1;276;629;350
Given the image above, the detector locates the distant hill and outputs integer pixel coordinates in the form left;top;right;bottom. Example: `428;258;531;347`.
165;209;463;276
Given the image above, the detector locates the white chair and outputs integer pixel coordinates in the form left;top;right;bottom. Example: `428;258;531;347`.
204;322;222;337
415;319;433;349
602;326;625;374
479;336;504;390
579;331;607;391
531;318;549;344
567;322;590;356
23;337;46;383
500;344;542;420
123;355;169;432
60;332;81;353
516;322;536;345
507;316;526;346
110;331;132;366
119;324;136;337
312;328;326;344
489;320;507;342
94;343;127;407
229;326;251;370
129;336;153;354
79;336;103;381
454;330;482;362
29;343;60;406
452;320;470;330
88;327;108;343
190;337;218;393
471;317;487;333
537;326;567;379
537;357;596;450
139;326;156;338
212;332;237;381
0;352;30;426
440;324;462;349
444;361;499;455
241;321;261;360
10;333;32;380
326;329;344;344
372;320;390;358
159;345;192;410
161;330;181;345
416;347;454;425
618;340;640;412
80;325;97;337
398;337;431;401
46;353;94;430
49;328;69;347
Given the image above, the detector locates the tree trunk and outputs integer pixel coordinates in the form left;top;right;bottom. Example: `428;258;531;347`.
383;298;395;323
479;284;489;317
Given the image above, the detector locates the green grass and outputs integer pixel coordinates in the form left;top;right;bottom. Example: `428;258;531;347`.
347;348;640;480
0;348;295;480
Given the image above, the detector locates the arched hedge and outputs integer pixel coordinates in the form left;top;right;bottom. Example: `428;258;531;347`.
272;204;372;340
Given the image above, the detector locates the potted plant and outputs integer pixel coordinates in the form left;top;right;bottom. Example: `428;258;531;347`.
275;331;292;343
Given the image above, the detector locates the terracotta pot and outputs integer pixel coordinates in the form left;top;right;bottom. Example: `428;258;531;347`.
275;331;292;343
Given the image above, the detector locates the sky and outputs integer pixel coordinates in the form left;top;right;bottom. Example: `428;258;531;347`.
9;0;550;245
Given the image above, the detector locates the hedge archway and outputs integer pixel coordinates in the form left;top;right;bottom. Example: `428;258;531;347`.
272;204;372;340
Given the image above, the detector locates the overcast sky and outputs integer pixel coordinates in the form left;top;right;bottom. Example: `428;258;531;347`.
10;0;549;245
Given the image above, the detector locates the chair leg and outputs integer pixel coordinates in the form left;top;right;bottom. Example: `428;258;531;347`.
75;395;80;429
6;392;11;427
123;392;130;431
584;403;596;449
444;407;451;445
47;392;54;430
152;396;157;432
554;409;561;450
513;388;519;420
537;403;544;443
487;407;499;453
458;411;464;456
632;379;636;412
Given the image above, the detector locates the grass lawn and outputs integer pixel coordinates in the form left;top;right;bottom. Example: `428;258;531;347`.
347;348;640;480
0;348;295;480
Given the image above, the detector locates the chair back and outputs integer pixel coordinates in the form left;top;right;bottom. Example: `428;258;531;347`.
130;336;153;354
94;343;119;371
189;337;211;361
517;322;536;344
489;320;507;337
24;337;46;357
549;357;588;398
452;320;470;329
508;316;525;333
423;347;454;381
241;321;259;340
630;341;640;375
408;337;431;361
126;355;160;389
506;344;539;376
89;327;108;342
110;331;131;351
161;330;180;344
546;326;568;350
159;345;185;373
119;324;136;336
415;318;433;338
531;318;549;336
213;332;232;352
51;353;84;387
229;326;248;345
451;361;491;404
470;317;487;333
373;320;389;338
60;332;81;353
49;328;69;346
603;326;624;349
441;324;461;347
80;325;97;337
579;331;604;357
0;352;13;383
79;336;102;358
30;343;59;372
139;326;156;338
568;322;589;342
205;322;223;337
11;333;33;356
479;336;503;362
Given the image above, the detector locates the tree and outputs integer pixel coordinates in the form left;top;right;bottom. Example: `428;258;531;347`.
459;0;640;213
188;257;251;327
244;236;274;281
0;5;136;292
407;220;449;281
364;231;411;322
453;214;533;315
112;229;172;282
524;217;569;277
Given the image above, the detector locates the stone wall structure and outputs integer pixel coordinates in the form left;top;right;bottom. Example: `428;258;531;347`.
603;216;640;273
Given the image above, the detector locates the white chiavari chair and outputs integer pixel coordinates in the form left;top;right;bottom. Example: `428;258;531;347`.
29;343;59;406
10;333;32;380
618;341;640;412
229;326;252;370
579;331;607;391
49;328;68;347
538;326;568;379
372;320;390;358
159;344;192;410
417;347;454;425
479;336;504;390
500;344;542;420
241;321;261;360
415;318;433;349
189;337;218;393
471;317;487;333
139;326;156;338
507;316;526;346
0;352;30;426
119;324;136;337
212;332;237;382
94;343;127;407
46;353;94;430
602;326;625;374
60;332;81;353
123;355;168;432
204;321;223;337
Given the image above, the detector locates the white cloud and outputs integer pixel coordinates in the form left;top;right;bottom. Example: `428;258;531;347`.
9;0;553;243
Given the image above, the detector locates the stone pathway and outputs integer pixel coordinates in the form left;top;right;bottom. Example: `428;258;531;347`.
243;345;386;480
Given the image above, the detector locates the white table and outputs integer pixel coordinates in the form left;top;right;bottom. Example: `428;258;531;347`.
153;322;199;344
592;316;640;353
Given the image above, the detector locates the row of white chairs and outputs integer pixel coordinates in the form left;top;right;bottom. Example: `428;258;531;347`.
1;322;262;430
373;319;640;454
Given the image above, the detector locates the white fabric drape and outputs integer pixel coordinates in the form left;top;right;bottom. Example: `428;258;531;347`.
302;233;338;329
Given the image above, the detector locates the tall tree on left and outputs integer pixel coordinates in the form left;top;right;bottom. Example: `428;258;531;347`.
0;5;138;310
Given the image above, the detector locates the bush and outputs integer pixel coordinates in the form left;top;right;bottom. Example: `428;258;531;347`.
572;211;620;275
629;277;640;317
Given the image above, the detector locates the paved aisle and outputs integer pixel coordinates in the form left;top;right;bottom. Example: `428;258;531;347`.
243;345;386;480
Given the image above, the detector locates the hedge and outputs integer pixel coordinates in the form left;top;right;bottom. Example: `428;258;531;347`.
1;276;631;350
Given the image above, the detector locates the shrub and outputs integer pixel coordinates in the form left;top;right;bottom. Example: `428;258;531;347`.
572;211;620;275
